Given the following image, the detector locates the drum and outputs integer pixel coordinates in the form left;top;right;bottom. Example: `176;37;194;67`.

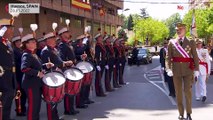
64;67;84;95
76;61;94;73
42;71;66;103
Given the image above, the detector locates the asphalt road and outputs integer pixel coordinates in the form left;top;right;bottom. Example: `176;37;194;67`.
11;56;213;120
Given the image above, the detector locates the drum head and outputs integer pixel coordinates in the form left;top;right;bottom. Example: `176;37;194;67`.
76;61;94;73
42;72;66;87
64;68;84;81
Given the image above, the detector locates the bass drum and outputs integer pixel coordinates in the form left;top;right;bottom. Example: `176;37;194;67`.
64;67;84;95
42;71;66;103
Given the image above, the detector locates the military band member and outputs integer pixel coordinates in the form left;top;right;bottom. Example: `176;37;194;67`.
41;32;70;120
12;36;27;116
165;23;199;120
113;39;122;88
21;34;53;120
119;38;127;85
160;40;175;97
104;35;115;92
74;35;89;108
195;39;211;102
94;33;107;96
36;37;45;58
0;18;16;120
57;27;79;115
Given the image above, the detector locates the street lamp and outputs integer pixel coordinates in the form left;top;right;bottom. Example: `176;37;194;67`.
122;8;130;15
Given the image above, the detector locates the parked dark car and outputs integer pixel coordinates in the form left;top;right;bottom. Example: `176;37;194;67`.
128;48;152;65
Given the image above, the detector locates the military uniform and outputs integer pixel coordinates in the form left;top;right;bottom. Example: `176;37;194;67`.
160;45;175;97
104;35;114;91
94;34;107;96
0;19;16;120
166;35;199;119
12;36;27;116
41;33;64;120
58;35;78;115
119;40;126;85
113;43;122;88
21;34;44;120
195;39;211;102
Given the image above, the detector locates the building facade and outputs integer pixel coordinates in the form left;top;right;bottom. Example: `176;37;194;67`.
0;0;123;39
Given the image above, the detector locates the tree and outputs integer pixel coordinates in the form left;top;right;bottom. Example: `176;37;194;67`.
140;8;149;19
127;15;134;30
118;29;128;40
164;13;182;38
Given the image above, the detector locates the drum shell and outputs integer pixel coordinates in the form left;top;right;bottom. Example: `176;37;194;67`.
82;72;93;85
42;71;66;103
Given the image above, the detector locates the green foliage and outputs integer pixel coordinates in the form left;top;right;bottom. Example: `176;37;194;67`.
164;13;182;38
127;15;134;30
133;17;169;45
118;29;128;40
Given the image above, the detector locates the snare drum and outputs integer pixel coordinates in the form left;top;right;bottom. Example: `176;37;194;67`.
76;61;94;85
42;71;66;103
64;67;84;95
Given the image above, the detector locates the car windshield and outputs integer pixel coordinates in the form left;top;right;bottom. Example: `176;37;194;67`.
138;49;146;54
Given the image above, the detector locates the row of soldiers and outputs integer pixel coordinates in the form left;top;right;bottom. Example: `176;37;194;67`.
0;17;127;120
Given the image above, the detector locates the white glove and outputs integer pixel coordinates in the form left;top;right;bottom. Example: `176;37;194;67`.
113;65;116;68
96;66;101;71
105;65;109;70
119;63;122;66
161;67;164;71
166;69;173;77
194;71;199;78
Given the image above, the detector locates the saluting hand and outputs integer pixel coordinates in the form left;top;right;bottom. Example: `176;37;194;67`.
81;54;87;60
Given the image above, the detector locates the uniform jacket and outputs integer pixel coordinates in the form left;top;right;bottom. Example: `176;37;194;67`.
14;47;23;85
105;44;114;66
160;47;167;68
113;44;121;66
95;43;106;66
0;40;16;91
58;41;75;62
166;37;199;77
74;43;86;62
120;45;126;64
196;48;211;75
40;46;64;71
21;50;43;89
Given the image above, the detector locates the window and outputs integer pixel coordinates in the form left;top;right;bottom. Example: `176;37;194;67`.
73;18;82;28
60;14;70;26
22;14;38;29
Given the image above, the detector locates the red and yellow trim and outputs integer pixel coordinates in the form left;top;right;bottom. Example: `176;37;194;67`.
71;0;91;11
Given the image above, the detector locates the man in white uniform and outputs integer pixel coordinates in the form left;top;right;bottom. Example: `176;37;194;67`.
195;39;211;102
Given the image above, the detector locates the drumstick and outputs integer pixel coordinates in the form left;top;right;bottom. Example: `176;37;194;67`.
48;57;53;72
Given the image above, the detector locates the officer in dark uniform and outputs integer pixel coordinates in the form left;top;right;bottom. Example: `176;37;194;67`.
41;32;72;120
21;34;53;120
12;36;27;116
119;38;127;85
94;33;107;96
104;35;115;92
160;40;175;97
57;27;79;115
113;39;122;88
0;18;16;120
74;34;89;108
82;34;95;104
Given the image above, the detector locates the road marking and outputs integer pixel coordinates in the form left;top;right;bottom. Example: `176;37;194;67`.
149;76;161;79
146;73;160;76
144;66;177;106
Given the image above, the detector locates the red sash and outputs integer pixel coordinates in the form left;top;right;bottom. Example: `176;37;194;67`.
199;61;208;74
172;57;195;70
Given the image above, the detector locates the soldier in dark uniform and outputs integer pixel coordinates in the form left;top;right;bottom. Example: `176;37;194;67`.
21;34;53;120
104;35;115;92
0;18;17;120
82;34;95;104
36;37;45;58
74;35;89;108
41;32;72;120
119;38;127;85
160;40;175;97
12;36;27;116
113;39;122;88
94;33;107;96
57;27;79;115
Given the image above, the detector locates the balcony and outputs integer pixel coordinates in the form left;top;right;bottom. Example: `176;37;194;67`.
104;0;123;9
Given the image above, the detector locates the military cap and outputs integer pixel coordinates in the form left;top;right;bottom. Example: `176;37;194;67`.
103;35;110;41
76;34;85;40
58;27;69;35
94;33;101;40
196;38;203;44
21;34;35;43
175;23;186;30
12;36;21;43
37;37;44;42
44;32;55;40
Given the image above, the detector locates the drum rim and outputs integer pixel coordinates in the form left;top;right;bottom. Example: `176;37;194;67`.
64;67;84;81
42;71;66;87
75;61;94;73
